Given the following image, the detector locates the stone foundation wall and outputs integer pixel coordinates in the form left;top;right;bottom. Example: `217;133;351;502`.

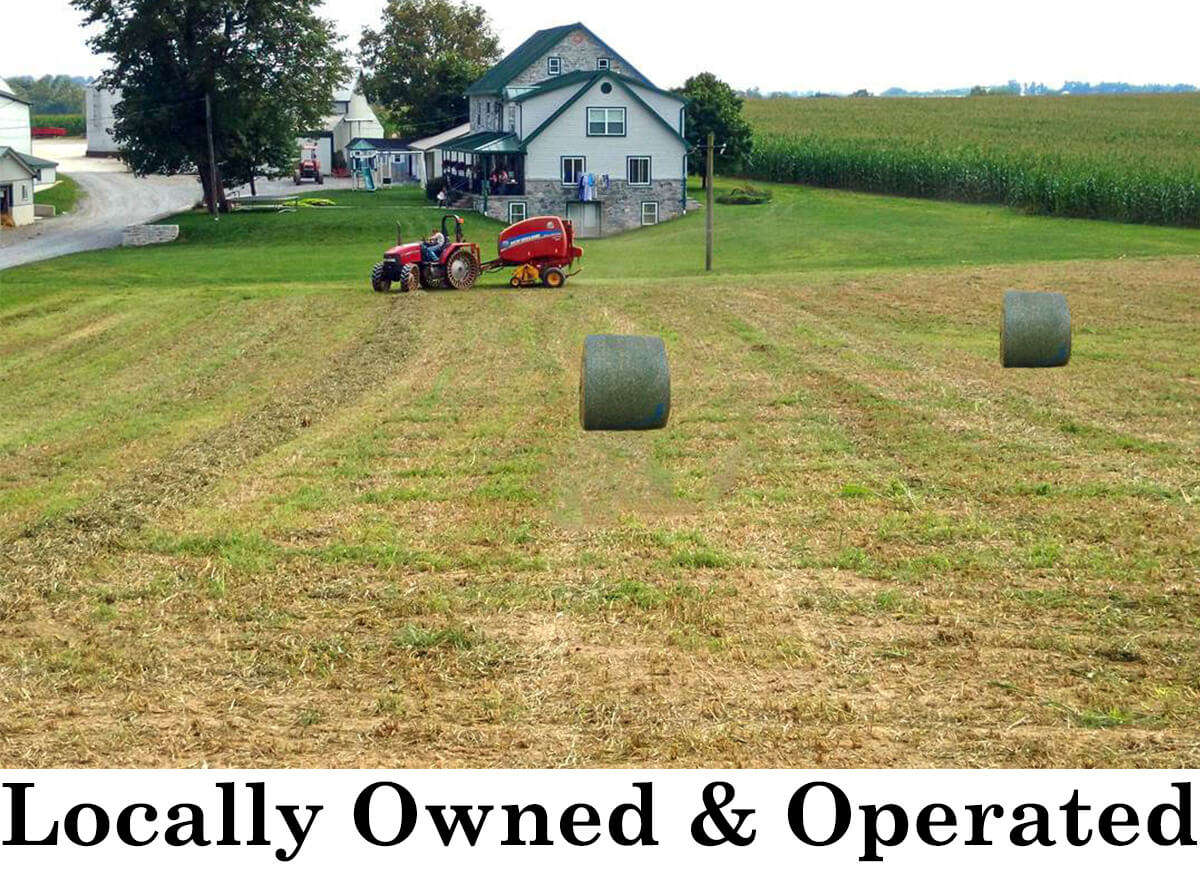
481;178;685;235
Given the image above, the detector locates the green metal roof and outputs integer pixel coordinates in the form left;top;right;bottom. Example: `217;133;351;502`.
513;69;684;104
520;74;687;148
466;23;653;96
17;151;57;169
439;130;526;154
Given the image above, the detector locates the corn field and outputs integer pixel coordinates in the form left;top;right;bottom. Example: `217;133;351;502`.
742;94;1200;227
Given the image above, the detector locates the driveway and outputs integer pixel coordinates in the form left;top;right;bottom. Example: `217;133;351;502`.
0;140;350;271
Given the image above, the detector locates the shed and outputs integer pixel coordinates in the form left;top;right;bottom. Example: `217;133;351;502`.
345;137;423;185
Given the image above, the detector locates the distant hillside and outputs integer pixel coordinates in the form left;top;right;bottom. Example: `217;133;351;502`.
4;75;89;114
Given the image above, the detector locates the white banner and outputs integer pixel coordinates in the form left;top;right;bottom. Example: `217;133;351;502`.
0;770;1196;869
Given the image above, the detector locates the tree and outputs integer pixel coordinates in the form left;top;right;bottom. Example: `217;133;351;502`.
6;75;87;114
73;0;347;213
359;0;500;138
675;72;753;190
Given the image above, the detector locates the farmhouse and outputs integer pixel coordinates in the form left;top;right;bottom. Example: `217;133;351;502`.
0;77;58;227
300;80;386;175
440;23;687;236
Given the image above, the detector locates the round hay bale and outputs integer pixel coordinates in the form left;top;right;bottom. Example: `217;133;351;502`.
1001;290;1071;368
579;334;670;430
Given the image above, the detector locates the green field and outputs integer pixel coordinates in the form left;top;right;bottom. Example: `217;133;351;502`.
744;94;1200;226
33;173;82;215
31;114;86;137
1;184;1198;767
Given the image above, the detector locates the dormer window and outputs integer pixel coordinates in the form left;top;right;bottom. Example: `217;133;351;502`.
547;56;562;76
597;58;610;70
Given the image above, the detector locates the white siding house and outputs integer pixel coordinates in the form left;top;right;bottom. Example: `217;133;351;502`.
440;23;687;235
0;78;58;227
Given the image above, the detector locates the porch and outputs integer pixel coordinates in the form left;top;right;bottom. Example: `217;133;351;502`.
439;131;525;201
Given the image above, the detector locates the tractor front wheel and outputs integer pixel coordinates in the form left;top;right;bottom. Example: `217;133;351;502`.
445;249;481;290
371;261;391;293
543;267;566;289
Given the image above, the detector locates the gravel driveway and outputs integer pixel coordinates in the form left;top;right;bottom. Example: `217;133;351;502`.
0;140;350;271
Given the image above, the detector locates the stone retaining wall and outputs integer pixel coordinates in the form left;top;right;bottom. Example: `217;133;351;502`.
122;224;179;247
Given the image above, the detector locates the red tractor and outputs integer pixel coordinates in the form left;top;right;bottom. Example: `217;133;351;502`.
371;214;482;292
370;214;582;293
294;143;323;185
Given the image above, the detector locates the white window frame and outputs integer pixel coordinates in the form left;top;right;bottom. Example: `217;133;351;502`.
641;201;659;226
597;58;611;70
587;107;626;136
561;156;585;187
508;201;527;224
547;56;562;76
627;156;651;186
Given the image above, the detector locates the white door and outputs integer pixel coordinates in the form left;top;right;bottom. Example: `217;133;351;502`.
566;202;601;237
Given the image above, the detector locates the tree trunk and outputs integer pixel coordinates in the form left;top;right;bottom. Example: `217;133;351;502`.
249;173;257;197
198;161;229;214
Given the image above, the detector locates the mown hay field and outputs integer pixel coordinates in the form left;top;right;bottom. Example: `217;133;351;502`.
1;185;1198;767
743;94;1200;226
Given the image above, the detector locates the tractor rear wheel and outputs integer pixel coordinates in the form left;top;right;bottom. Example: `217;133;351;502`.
445;249;481;290
371;261;391;293
399;264;419;293
543;267;566;289
315;172;323;185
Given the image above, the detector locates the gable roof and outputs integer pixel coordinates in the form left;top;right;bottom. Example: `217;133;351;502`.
521;72;687;148
466;23;652;96
0;146;37;177
0;87;32;106
513;69;684;104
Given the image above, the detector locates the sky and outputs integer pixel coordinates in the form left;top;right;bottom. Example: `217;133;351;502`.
5;0;1199;94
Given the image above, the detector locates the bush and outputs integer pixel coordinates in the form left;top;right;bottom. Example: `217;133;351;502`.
716;185;773;205
32;114;85;136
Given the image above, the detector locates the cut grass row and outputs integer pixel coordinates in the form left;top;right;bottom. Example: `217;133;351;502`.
743;94;1200;226
1;182;1197;766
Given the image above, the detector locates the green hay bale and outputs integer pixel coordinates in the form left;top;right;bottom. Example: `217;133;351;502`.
1001;290;1071;368
579;335;671;431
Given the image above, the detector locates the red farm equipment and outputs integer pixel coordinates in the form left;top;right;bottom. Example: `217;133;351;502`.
371;214;583;293
293;142;323;185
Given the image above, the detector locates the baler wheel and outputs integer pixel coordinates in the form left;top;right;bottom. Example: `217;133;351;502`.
446;249;481;290
543;267;566;289
370;261;391;293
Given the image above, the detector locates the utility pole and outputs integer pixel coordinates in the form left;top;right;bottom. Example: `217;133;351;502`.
204;92;219;219
705;131;714;272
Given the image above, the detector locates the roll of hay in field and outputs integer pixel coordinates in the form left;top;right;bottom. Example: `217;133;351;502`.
579;334;671;430
1001;290;1071;367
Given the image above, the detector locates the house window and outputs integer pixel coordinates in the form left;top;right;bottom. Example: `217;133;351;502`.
597;58;610;70
547;56;562;76
587;107;626;136
507;104;516;130
21;185;27;200
627;156;651;186
509;201;527;224
561;156;585;186
641;201;659;226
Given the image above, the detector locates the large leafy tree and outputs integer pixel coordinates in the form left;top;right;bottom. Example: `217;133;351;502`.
675;72;754;189
73;0;347;212
359;0;500;138
5;76;87;114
